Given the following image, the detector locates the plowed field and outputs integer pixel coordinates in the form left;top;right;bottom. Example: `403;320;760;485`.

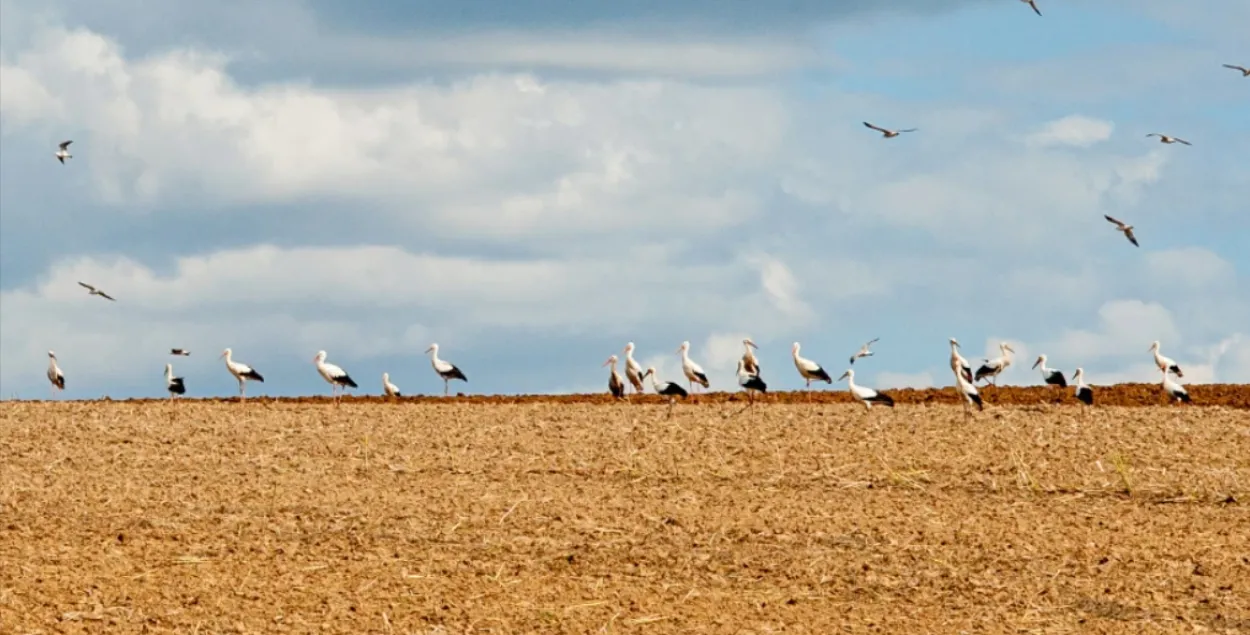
2;396;1248;634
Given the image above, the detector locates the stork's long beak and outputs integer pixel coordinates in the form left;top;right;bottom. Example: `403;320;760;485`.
425;346;433;354
837;371;850;381
746;340;757;349
1032;358;1042;369
219;351;226;359
601;358;613;367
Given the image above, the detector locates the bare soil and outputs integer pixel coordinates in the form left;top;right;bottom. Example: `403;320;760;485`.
2;396;1247;634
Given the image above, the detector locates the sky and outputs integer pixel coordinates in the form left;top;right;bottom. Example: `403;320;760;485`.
1;0;1247;400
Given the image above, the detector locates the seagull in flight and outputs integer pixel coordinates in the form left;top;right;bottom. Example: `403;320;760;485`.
849;338;880;365
1104;215;1139;248
1020;0;1042;16
862;121;917;139
1222;64;1249;77
55;140;73;164
78;281;116;301
171;349;191;356
1146;133;1191;146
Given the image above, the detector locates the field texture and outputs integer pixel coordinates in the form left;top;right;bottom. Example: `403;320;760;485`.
2;390;1248;634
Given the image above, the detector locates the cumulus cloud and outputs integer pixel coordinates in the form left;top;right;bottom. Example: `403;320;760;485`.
1024;115;1115;149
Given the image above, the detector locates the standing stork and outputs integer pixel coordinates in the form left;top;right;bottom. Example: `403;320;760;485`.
622;342;646;395
603;354;626;400
953;360;984;416
975;342;1016;387
382;372;401;398
220;348;264;400
165;363;186;401
725;359;768;419
313;350;358;401
1161;368;1191;404
425;343;467;396
949;338;973;383
792;342;832;398
849;338;879;365
47;351;66;398
1032;354;1067;387
677;341;710;393
1148;340;1184;377
1071;368;1093;407
837;369;895;410
643;366;688;418
740;338;761;376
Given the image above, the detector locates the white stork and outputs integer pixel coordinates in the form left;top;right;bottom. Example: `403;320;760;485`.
220;348;264;400
792;342;833;397
975;342;1015;386
737;359;767;402
382;372;401;398
740;338;761;376
1148;340;1183;377
165;363;186;400
953;360;984;415
426;343;467;396
849;338;879;365
313;350;358;400
643;366;688;418
603;354;626;400
1071;368;1093;407
55;140;73;164
837;368;895;410
677;341;710;393
1032;354;1067;388
1161;368;1191;404
949;338;973;383
47;351;66;398
622;342;646;395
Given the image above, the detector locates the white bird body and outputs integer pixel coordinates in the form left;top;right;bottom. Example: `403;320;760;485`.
47;351;66;397
314;350;357;399
792;342;832;388
623;342;646;394
678;341;710;392
1072;368;1093;406
849;338;879;365
426;343;467;396
382;372;401;397
740;338;761;376
165;363;186;399
975;343;1016;386
1148;341;1183;378
644;366;688;417
949;338;973;383
953;361;984;413
838;369;894;410
1032;354;1067;388
1161;369;1191;403
220;348;264;399
736;359;767;399
604;355;625;400
55;140;72;164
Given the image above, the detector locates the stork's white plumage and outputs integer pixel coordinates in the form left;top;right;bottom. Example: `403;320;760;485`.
1072;368;1093;406
837;369;894;410
1161;368;1191;404
949;338;973;383
953;360;984;415
314;350;358;400
55;140;73;164
623;342;646;395
849;338;879;365
1032;354;1067;388
603;355;625;400
737;359;767;401
740;338;761;376
975;342;1016;386
792;342;832;389
677;341;709;393
382;372;401;398
1148;340;1183;378
220;348;264;400
47;350;65;398
426;343;468;396
165;363;186;400
644;366;688;418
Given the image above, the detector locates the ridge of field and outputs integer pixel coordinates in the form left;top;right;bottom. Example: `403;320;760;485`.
17;382;1250;408
1;400;1247;633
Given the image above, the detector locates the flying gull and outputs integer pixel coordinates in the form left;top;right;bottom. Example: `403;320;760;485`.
862;121;917;139
1222;64;1249;77
849;338;879;365
1146;133;1191;146
1020;0;1042;16
78;281;116;301
1103;215;1139;247
55;140;73;164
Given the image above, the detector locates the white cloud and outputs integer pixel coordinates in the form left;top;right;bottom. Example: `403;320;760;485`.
1024;114;1115;149
1144;247;1236;290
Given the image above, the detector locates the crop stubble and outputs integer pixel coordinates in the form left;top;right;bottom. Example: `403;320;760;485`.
1;397;1247;634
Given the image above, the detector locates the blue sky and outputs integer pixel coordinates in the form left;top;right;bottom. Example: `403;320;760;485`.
1;0;1247;399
